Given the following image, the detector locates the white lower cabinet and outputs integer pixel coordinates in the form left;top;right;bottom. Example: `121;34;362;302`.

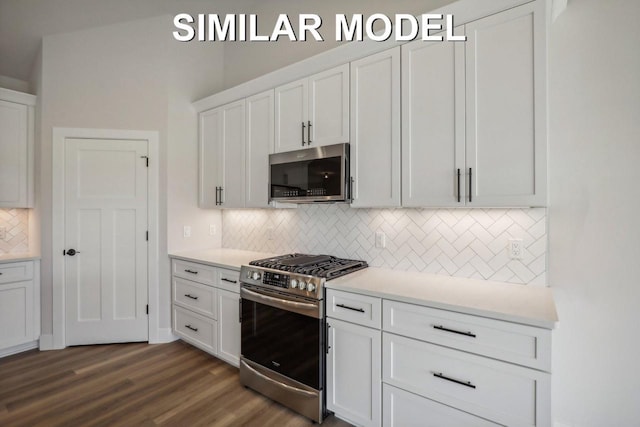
0;260;40;356
171;258;241;367
383;384;499;427
326;289;382;427
326;289;552;427
216;288;241;366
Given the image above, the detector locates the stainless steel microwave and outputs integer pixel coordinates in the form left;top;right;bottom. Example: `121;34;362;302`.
269;143;350;203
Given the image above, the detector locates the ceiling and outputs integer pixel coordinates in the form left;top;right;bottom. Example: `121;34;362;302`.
0;0;457;83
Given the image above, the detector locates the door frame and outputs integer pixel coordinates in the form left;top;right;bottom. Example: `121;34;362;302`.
51;127;160;349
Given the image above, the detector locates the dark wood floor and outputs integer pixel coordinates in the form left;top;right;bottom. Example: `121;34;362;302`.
0;341;353;427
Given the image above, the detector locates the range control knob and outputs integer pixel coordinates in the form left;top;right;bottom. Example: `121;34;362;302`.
306;283;316;292
299;281;307;291
251;271;261;281
291;279;298;289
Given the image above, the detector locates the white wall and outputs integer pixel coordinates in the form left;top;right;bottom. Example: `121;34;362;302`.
548;0;640;425
37;15;226;337
222;0;455;88
0;75;30;93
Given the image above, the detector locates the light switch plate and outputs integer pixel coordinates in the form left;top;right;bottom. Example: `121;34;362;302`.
209;224;216;235
375;231;386;249
183;226;192;238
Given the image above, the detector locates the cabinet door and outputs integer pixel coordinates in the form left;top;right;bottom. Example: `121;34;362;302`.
217;289;241;367
401;34;466;207
198;107;222;208
0;280;34;349
308;64;349;147
275;79;308;152
350;47;401;208
383;384;499;427
0;100;29;207
245;90;274;208
219;100;245;208
327;318;381;427
465;1;547;207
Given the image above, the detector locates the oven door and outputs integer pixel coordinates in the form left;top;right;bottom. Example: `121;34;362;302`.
240;285;324;390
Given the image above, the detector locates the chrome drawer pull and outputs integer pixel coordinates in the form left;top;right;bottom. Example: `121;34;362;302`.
184;294;198;300
433;372;476;389
221;278;237;284
336;303;365;313
184;269;198;275
185;324;198;332
433;325;476;338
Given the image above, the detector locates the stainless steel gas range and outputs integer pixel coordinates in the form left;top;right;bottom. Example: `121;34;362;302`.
239;254;368;423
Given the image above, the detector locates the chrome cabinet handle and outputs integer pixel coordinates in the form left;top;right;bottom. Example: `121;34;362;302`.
307;120;312;145
433;372;476;389
185;324;198;332
184;294;198;300
184;269;198;275
221;278;237;284
433;324;476;338
336;303;365;313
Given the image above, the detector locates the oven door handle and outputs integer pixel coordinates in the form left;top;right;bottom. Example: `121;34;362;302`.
241;359;317;398
240;288;318;310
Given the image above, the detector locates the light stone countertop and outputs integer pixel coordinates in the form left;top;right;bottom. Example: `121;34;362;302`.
167;248;558;329
0;253;41;264
169;248;275;271
326;267;558;329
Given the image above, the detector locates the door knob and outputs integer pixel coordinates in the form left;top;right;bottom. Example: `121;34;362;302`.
64;249;80;256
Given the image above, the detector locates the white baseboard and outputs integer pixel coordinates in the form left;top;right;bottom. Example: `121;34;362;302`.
150;328;179;344
39;334;55;350
0;340;39;358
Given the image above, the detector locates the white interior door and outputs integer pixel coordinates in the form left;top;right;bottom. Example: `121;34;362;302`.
65;138;148;345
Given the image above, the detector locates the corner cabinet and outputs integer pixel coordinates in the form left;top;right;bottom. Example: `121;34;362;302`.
275;64;349;153
0;89;36;208
171;258;241;366
350;48;401;208
198;100;246;208
402;1;547;207
0;260;41;357
245;90;274;208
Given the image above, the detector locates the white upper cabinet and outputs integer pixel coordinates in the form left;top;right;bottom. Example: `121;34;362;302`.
0;89;36;208
245;90;274;208
350;47;401;208
402;1;547;207
275;64;349;153
402;33;465;208
198;99;245;209
466;1;547;207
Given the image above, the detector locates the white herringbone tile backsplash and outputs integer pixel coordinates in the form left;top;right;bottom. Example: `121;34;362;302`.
222;205;547;285
0;208;30;254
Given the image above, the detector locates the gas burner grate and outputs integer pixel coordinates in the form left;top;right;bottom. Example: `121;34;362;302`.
249;253;368;280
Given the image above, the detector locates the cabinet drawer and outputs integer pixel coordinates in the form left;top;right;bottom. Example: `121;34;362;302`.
383;384;499;427
383;333;549;427
173;306;217;354
173;277;217;319
172;259;216;286
383;300;551;371
0;261;34;285
217;268;240;293
326;289;381;329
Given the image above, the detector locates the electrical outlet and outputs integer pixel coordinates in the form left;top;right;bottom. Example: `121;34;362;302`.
209;224;216;236
375;231;386;249
0;226;6;240
183;226;192;238
508;239;524;260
